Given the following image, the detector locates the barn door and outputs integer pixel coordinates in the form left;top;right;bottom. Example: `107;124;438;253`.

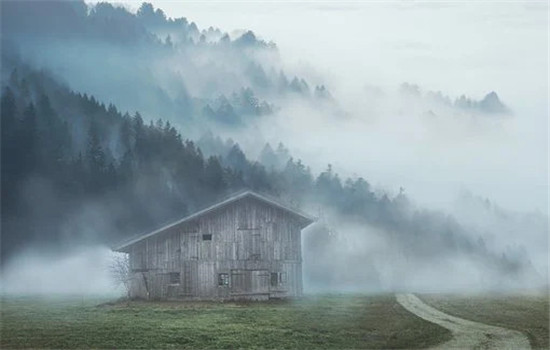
231;269;248;294
231;269;269;294
183;261;198;296
251;233;261;260
251;270;269;294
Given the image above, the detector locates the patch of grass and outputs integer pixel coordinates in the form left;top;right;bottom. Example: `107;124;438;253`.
1;294;451;349
420;291;549;350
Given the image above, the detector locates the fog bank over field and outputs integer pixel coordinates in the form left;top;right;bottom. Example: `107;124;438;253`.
0;246;123;296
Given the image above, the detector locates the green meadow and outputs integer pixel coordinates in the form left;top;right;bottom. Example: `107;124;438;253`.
1;294;450;349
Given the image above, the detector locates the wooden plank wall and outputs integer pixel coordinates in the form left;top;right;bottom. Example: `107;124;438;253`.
128;197;304;300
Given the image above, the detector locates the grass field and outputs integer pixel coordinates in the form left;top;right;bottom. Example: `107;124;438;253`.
0;294;452;349
420;292;549;350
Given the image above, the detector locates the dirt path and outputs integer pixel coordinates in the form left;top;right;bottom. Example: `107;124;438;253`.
395;293;531;350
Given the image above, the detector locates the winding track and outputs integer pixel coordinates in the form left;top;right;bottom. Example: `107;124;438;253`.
395;293;531;350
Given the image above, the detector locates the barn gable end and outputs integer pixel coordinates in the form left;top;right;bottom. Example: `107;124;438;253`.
113;191;314;300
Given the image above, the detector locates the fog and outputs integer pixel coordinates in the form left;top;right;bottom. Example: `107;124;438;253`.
0;246;124;296
251;84;547;213
301;200;546;294
1;1;547;296
158;1;548;213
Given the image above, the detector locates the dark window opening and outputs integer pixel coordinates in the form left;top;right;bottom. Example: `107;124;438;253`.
202;234;212;241
271;273;278;287
218;273;229;286
169;272;180;284
271;272;286;287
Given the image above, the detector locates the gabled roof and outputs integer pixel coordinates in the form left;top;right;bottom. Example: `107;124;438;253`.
112;190;315;252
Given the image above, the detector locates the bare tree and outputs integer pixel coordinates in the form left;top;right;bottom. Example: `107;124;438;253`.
110;253;131;298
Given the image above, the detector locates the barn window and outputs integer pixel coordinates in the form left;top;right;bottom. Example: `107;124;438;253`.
169;272;180;284
202;234;212;241
270;273;278;287
271;272;286;287
218;273;229;286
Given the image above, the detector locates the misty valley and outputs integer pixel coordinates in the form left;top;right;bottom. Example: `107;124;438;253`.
0;1;548;349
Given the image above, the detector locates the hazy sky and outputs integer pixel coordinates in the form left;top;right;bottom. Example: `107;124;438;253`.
98;1;548;213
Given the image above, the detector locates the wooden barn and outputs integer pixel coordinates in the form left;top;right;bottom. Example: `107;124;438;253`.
113;191;314;300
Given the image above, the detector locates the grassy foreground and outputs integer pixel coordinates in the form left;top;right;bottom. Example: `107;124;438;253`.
420;292;549;350
1;294;451;349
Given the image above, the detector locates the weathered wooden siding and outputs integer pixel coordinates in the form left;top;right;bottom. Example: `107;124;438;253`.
128;196;305;300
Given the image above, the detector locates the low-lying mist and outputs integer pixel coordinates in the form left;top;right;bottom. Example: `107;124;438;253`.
1;216;545;296
0;246;125;296
303;219;546;294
